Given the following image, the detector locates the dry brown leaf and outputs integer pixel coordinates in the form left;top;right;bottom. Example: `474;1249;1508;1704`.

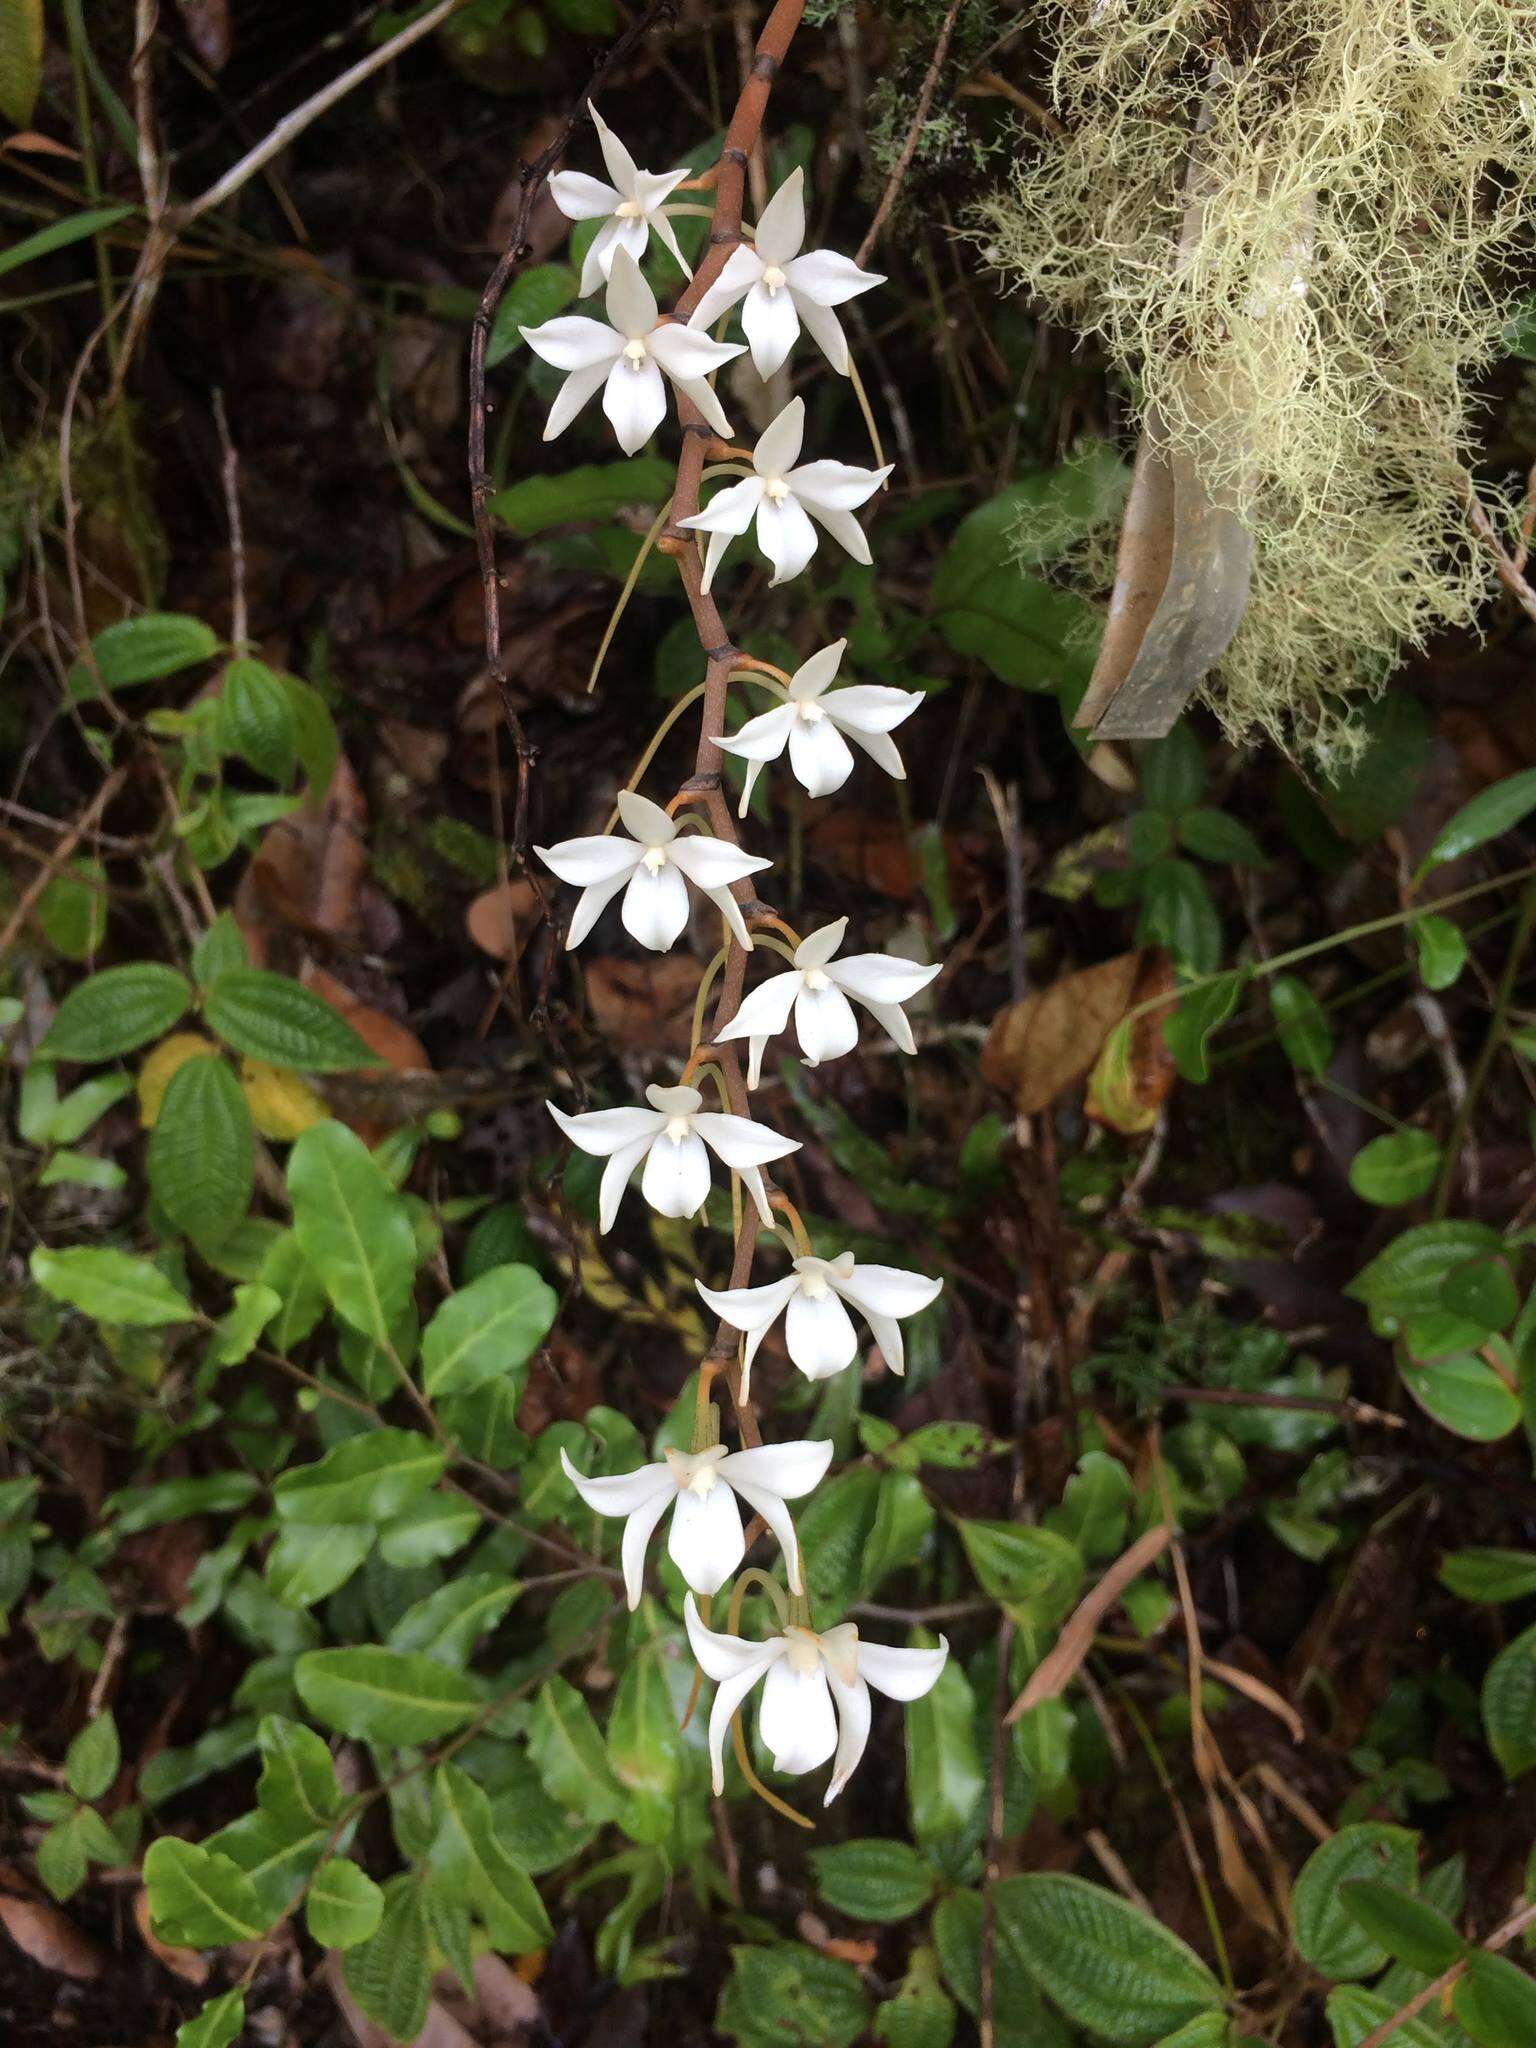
176;0;232;70
466;879;538;961
586;955;700;1054
0;1873;106;1980
237;752;369;964
982;950;1147;1114
133;1885;210;1986
1084;950;1177;1134
808;813;981;903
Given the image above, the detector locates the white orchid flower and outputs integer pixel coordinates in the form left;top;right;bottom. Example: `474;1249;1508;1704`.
550;105;694;297
699;1249;941;1390
685;1595;947;1805
560;1437;831;1608
521;249;743;453
548;1084;799;1232
717;641;922;812
713;917;938;1087
536;791;769;953
689;168;885;377
677;397;890;590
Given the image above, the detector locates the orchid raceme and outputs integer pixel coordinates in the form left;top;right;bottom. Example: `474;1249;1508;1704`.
699;1251;941;1390
685;1595;947;1805
560;1437;831;1608
536;791;769;952
713;917;939;1087
520;249;742;453
678;397;890;590
718;642;923;812
550;106;694;297
688;167;885;377
548;1084;799;1231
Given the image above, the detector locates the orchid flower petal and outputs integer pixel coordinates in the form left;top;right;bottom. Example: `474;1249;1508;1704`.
667;1480;746;1595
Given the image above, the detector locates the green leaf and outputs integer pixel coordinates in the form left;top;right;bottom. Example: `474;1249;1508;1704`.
192;913;249;987
1048;1451;1133;1561
306;1859;384;1950
37;858;109;961
1164;972;1245;1084
0;0;43;129
220;658;299;784
66;613;218;700
1002;1874;1222;2043
273;1427;444;1525
489;457;674;535
1348;1131;1441;1207
486;263;579;365
892;1421;1004;1471
175;1990;246;2048
40;962;192;1060
147;1054;254;1248
717;1943;870;2048
30;1246;194;1327
1452;1950;1536;2048
1347;1222;1502;1334
254;1715;342;1832
1413;914;1467;991
905;1642;985;1865
1439;1549;1536;1603
376;1493;482;1568
142;1837;269;1947
105;1469;260;1533
34;1068;134;1146
1268;974;1331;1077
607;1632;684;1842
1137;860;1222;976
428;1763;553;1951
1422;768;1536;873
420;1263;557;1400
932;492;1101;692
1178;809;1265;866
204;970;381;1071
343;1875;432;2044
64;1712;120;1801
958;1521;1083;1626
295;1647;481;1744
208;1282;281;1368
1443;1257;1519;1332
387;1574;519;1668
1338;1880;1463;1975
1324;1987;1443;2048
1290;1824;1420;1978
287;1121;416;1343
875;1950;957;2048
811;1839;937;1923
265;1523;374;1608
1140;726;1207;813
1321;695;1432;844
526;1675;627;1824
36;1814;89;1901
1483;1623;1536;1777
138;1716;261;1806
1402;1350;1521;1442
932;1888;1070;2048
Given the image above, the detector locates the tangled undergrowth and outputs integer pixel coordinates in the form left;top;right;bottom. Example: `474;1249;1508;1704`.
978;0;1536;754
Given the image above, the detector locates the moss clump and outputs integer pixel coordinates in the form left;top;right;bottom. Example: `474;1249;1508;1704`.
977;0;1536;753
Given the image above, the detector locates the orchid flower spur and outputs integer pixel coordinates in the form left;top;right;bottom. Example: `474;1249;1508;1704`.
550;105;694;297
688;168;885;377
548;1084;799;1232
712;917;939;1088
536;791;769;953
560;1437;831;1608
521;249;742;453
677;397;890;589
717;642;923;811
698;1251;941;1390
685;1595;947;1805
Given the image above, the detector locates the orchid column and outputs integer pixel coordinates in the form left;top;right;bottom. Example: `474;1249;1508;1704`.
518;0;947;1815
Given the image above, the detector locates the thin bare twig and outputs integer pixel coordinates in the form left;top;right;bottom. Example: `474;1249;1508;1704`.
211;389;248;652
0;768;128;968
1357;1898;1536;2048
854;0;965;269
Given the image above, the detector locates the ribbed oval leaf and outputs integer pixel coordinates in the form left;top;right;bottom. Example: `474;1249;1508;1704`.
67;613;218;700
294;1648;481;1744
342;1875;431;2043
40;963;192;1061
428;1763;553;1951
931;1888;1071;2048
1483;1623;1536;1777
1452;1950;1536;2048
811;1840;937;1924
273;1427;443;1526
526;1675;627;1823
904;1644;985;1867
204;969;381;1072
220;658;298;784
1001;1873;1221;2043
1323;1987;1443;2048
1338;1879;1462;1976
1291;1824;1419;1978
147;1054;253;1248
1348;1132;1441;1207
1269;974;1332;1077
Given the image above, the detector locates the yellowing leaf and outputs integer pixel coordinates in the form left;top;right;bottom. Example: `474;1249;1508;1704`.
240;1059;327;1141
137;1033;220;1128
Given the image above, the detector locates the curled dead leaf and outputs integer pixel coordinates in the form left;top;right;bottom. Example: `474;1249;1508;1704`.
0;1874;105;1981
1084;951;1176;1134
982;950;1150;1114
466;879;537;962
585;955;700;1055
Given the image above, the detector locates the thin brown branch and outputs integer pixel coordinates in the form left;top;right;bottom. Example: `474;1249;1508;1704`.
1357;1898;1536;2048
854;0;965;270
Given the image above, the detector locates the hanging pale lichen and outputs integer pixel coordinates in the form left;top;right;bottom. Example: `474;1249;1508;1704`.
976;0;1536;754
